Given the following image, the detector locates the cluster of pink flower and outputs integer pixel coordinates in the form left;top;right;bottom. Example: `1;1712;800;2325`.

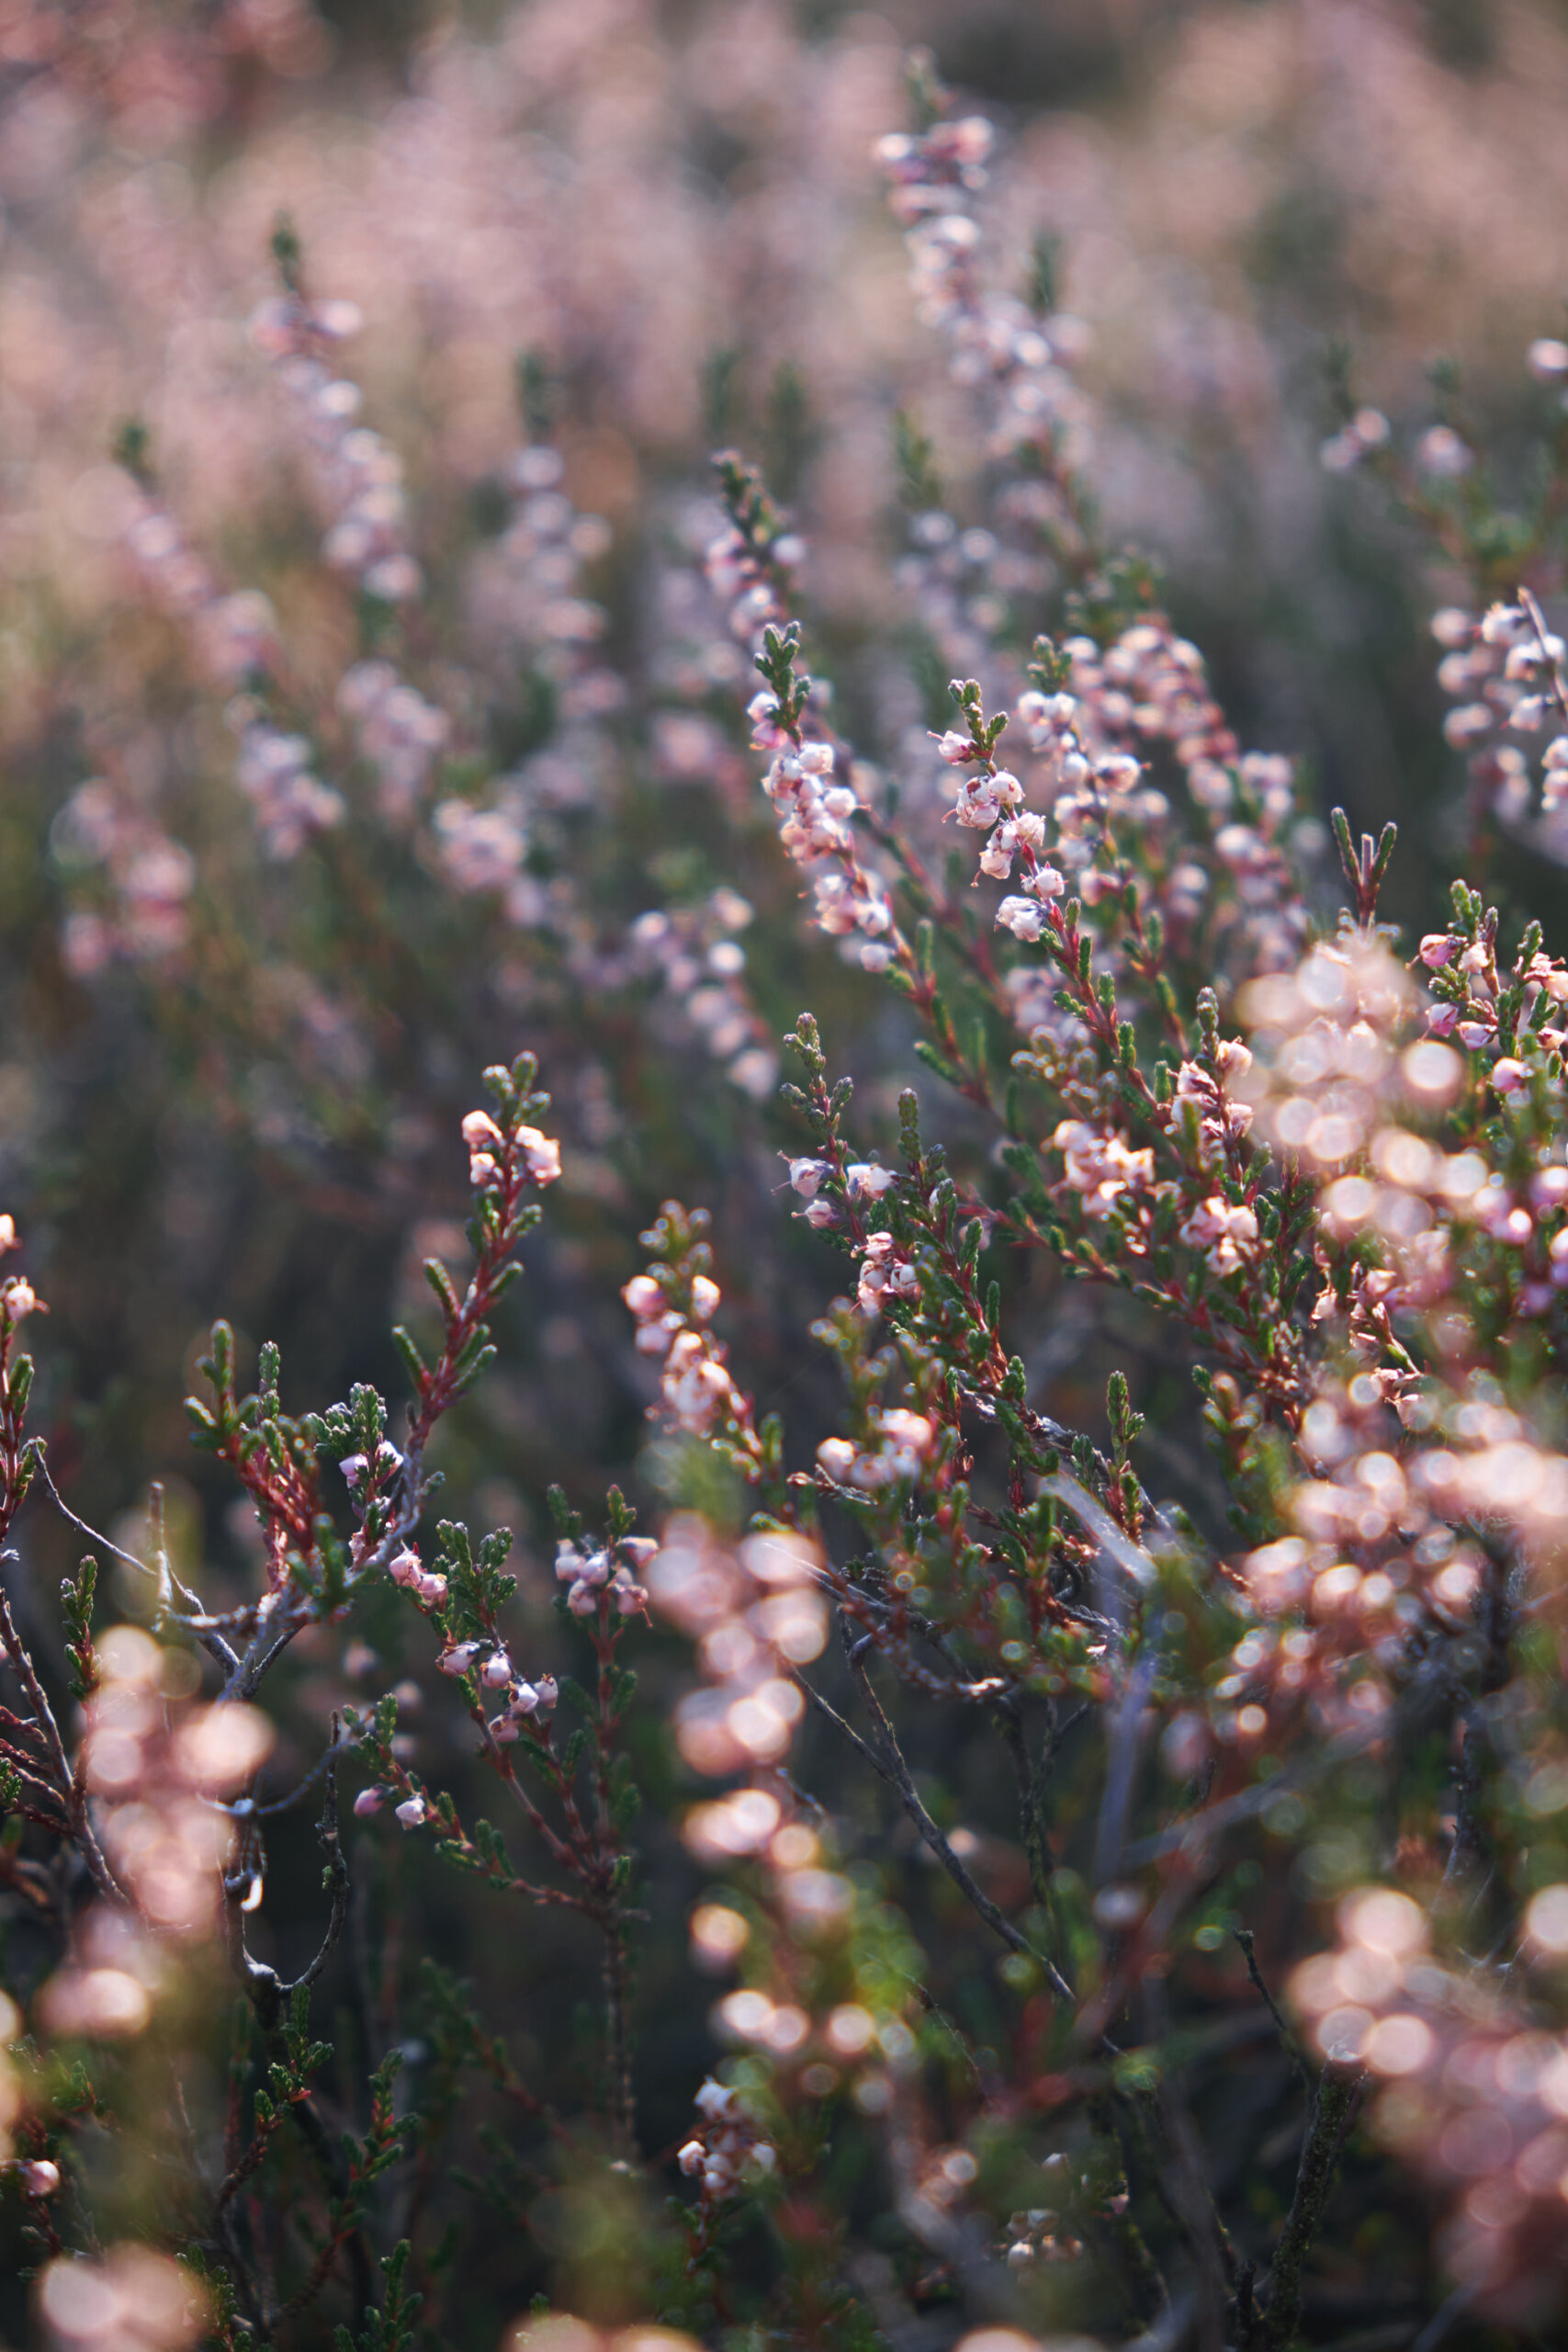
1050;1118;1156;1223
1418;909;1568;1076
429;797;527;897
748;711;898;970
779;1153;920;1320
895;514;1045;770
117;484;348;863
52;782;197;976
554;1533;655;1622
626;895;778;1102
248;292;421;606
874;113;1092;475
676;2075;778;2204
647;1516;825;1776
37;2239;209;2352
1432;594;1568;833
1239;936;1417;1172
1318;403;1392;474
1020;626;1303;970
683;1793;891;2094
335;658;453;828
440;441;626;910
231;716;346;859
1290;1886;1568;2328
468;444;617;701
623;1229;761;1456
119;497;277;686
1240;1405;1484;1686
703;508;800;654
817;1406;939;1492
22;1623;275;2045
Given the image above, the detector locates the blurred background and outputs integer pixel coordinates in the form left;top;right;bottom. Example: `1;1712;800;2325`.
5;0;1568;2338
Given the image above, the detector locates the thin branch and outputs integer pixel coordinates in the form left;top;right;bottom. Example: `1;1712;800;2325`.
1234;1928;1313;2100
35;1453;239;1677
794;1669;897;1783
838;1624;1076;2005
1261;2061;1362;2350
0;1567;120;1903
288;1725;349;1996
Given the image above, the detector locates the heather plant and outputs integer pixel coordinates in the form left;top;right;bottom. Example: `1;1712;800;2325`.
12;15;1568;2352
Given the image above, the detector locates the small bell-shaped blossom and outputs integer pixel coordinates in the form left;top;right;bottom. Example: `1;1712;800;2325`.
438;1642;483;1678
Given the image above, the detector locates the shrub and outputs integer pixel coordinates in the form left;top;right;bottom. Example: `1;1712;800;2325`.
6;11;1568;2351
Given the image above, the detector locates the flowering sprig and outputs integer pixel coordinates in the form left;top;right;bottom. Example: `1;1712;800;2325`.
353;1479;652;2148
626;1203;783;1498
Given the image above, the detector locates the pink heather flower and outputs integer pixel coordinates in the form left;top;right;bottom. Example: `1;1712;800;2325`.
855;1232;918;1315
1179;1197;1259;1275
1456;1021;1495;1048
690;1275;721;1319
438;1642;483;1677
1026;863;1066;899
786;1157;832;1197
388;1546;423;1588
1529;337;1568;380
462;1110;502;1149
1493;1058;1529;1093
617;1536;660;1570
516;1126;561;1184
394;1795;429;1830
534;1677;558;1714
818;1437;858;1484
508;1681;540;1717
0;1215;16;1255
996;895;1044;942
414;1572;449;1606
1095;752;1142;794
662;1332;736;1431
557;1541;608;1586
480;1650;513;1689
934;729;976;764
342;1441;401;1489
17;2161;61;2199
353;1787;387;1818
1418;425;1472;478
622;1273;663;1317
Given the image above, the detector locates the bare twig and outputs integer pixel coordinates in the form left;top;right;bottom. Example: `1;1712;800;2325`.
1233;1928;1314;2100
836;1623;1077;2005
0;1565;120;1904
1261;2061;1362;2350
